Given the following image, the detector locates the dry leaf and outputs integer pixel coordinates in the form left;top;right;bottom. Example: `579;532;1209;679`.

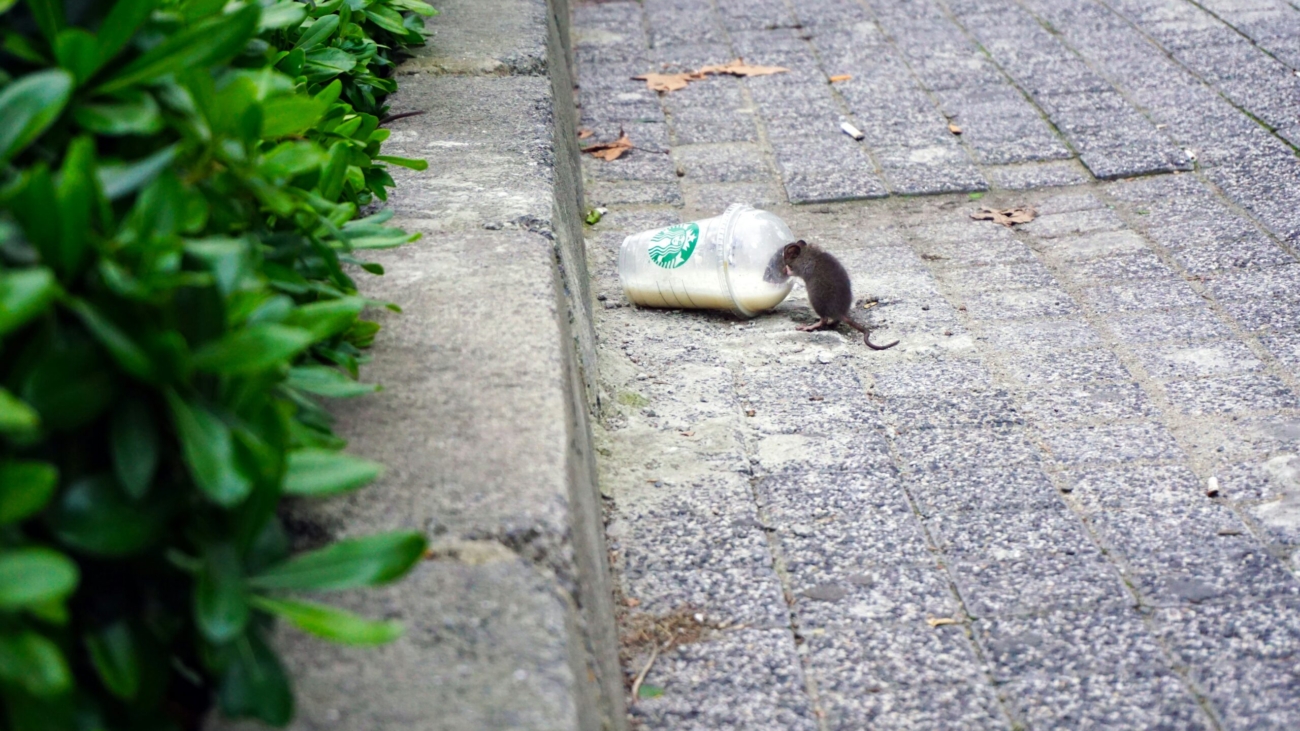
583;132;633;161
680;431;695;437
698;58;790;77
926;616;960;627
948;122;963;135
577;128;593;139
632;71;699;92
971;205;1037;227
829;74;852;82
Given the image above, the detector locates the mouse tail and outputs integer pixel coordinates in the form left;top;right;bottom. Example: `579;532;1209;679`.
843;314;899;351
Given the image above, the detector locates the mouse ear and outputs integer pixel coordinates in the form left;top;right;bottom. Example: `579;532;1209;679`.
783;243;802;259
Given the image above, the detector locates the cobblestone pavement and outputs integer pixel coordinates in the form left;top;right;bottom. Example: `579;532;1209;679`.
573;0;1300;728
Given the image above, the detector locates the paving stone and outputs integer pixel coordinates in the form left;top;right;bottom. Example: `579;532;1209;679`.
987;160;1094;190
792;562;962;627
1152;597;1300;675
1171;237;1297;276
1160;373;1300;415
881;390;1025;432
905;465;1062;516
939;262;1062;293
1192;657;1300;731
1215;454;1300;502
1022;207;1127;239
997;347;1133;386
775;512;935;581
1019;381;1160;424
1002;672;1212;730
1058;250;1177;283
961;286;1082;320
870;359;994;395
1218;295;1300;333
950;553;1132;616
632;628;819;731
1133;340;1265;379
1060;463;1207;513
681;181;784;214
1262;331;1300;373
976;607;1170;680
818;679;1012;731
1041;421;1186;465
1077;278;1205;314
671;144;774;183
804;623;987;692
976;317;1106;351
895;426;1043;473
1104;306;1234;344
1037;229;1152;262
623;564;791;629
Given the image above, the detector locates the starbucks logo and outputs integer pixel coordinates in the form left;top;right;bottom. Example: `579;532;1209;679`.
647;222;699;269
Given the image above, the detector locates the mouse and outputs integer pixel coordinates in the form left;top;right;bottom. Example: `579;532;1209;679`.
782;240;899;351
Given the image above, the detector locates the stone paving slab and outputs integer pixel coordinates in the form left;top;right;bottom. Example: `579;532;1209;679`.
576;0;1300;729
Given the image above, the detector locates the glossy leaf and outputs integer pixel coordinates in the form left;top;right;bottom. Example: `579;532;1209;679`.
195;542;249;643
283;448;382;496
0;268;60;336
261;96;329;139
98;144;178;199
284;297;364;340
191;324;315;375
0;460;58;524
54;136;97;276
217;632;292;725
109;398;159;500
0;548;79;609
286;365;380;397
260;1;307;30
293;14;339;50
47;475;164;556
250;595;402;645
95;0;158;71
24;0;65;43
166;391;253;506
0;69;74;164
97;5;261;94
66;300;154;380
248;531;426;592
375;155;429;171
85;622;140;700
74;92;164;136
53;29;97;84
0;389;40;435
0;631;71;697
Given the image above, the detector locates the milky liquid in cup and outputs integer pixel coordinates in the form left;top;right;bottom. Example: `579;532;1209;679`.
617;204;795;318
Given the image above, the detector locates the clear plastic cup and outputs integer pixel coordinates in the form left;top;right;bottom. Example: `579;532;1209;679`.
617;203;795;318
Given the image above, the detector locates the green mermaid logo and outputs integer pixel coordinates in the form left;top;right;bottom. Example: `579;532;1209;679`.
647;222;699;269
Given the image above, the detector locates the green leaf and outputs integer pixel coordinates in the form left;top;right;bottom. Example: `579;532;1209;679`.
286;366;380;398
66;299;154;381
98;144;178;199
250;595;402;645
74;91;164;136
389;0;437;16
0;268;60;336
0;68;74;165
0;0;17;15
95;0;158;72
97;5;261;94
260;141;327;179
317;140;350;200
0;631;71;697
110;398;159;500
54;136;97;276
638;684;664;699
195;542;249;643
303;47;356;83
47;474;164;556
293;14;339;50
19;340;118;433
0;460;58;524
53;28;97;84
259;1;307;30
283;296;363;339
283;448;382;496
0;548;79;609
0;389;40;435
248;531;426;592
166;391;253;506
374;155;428;171
191;324;315;374
260;96;328;138
24;0;65;43
217;632;292;725
85;622;140;700
365;5;408;35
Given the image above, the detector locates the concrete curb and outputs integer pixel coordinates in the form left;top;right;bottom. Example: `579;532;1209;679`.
212;1;624;729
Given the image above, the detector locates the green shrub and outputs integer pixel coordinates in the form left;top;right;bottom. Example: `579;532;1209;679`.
0;0;435;728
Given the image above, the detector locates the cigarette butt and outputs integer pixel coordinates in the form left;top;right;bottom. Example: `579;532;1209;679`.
840;121;864;140
829;74;852;82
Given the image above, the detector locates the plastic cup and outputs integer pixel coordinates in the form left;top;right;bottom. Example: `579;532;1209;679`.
617;203;795;318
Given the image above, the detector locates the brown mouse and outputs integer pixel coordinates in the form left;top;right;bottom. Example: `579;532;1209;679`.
782;241;899;351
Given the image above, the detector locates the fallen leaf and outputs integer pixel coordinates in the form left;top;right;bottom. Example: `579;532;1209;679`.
637;684;665;699
971;205;1037;227
829;74;852;82
624;597;641;608
632;71;699;92
577;128;593;139
745;409;756;417
583;131;634;161
698;58;790;77
680;431;695;437
926;616;960;627
948;122;963;135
